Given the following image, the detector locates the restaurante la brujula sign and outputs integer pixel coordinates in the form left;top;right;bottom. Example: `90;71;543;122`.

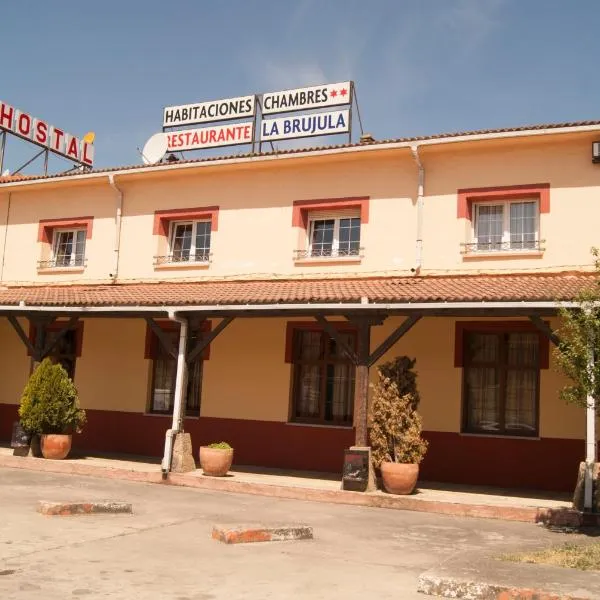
154;80;355;156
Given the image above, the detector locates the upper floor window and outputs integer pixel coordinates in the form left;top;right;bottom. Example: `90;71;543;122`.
308;215;361;258
471;200;540;253
52;229;87;267
168;220;211;263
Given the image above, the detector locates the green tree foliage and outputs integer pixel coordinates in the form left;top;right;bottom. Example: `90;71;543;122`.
554;248;600;411
18;358;86;435
369;356;428;467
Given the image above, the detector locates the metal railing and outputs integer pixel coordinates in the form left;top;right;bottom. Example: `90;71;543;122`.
154;252;212;266
38;257;87;269
461;240;545;254
294;247;364;260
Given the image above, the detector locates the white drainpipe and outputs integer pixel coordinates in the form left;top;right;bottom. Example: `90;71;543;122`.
585;334;597;511
410;145;424;274
161;311;189;475
107;174;123;283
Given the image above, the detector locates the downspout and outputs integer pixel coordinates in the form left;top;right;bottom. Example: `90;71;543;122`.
0;192;11;282
161;311;189;476
410;145;424;275
107;174;123;283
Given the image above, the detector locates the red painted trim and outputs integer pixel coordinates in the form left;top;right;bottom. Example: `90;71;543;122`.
420;430;584;492
284;321;357;363
457;183;550;219
144;319;212;360
292;197;369;229
28;320;84;357
37;216;94;243
0;402;584;492
454;321;549;368
153;206;219;236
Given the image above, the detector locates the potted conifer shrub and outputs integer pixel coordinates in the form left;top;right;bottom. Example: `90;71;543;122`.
18;358;86;460
199;442;233;476
370;356;428;495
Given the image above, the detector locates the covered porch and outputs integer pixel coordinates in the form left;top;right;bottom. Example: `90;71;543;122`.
0;272;596;501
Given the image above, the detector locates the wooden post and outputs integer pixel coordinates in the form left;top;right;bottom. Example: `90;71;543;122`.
354;318;373;448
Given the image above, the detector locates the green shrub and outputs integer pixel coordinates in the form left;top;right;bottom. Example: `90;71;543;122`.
369;356;428;467
208;441;232;450
18;358;86;435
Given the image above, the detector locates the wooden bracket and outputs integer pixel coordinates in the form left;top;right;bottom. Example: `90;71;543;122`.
528;315;561;347
39;316;79;360
368;315;422;367
315;315;359;365
145;317;178;360
187;316;234;364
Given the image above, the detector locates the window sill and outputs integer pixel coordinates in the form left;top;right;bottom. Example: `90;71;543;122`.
462;250;544;260
37;266;86;274
460;432;540;441
144;412;200;419
286;421;353;430
154;262;210;271
294;256;362;266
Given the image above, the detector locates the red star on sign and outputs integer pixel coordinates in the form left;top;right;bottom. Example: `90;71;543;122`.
330;89;338;97
340;88;348;96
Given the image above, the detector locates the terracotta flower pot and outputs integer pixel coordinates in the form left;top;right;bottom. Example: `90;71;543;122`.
40;434;72;460
199;446;233;477
380;462;419;495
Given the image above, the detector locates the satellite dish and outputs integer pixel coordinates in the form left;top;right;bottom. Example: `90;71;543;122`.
142;133;168;164
83;132;95;144
1;169;9;176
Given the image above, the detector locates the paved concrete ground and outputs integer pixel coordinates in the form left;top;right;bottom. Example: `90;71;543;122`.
0;467;593;600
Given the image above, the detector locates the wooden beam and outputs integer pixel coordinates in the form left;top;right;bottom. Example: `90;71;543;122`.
367;315;422;368
528;315;561;347
7;316;37;357
187;316;234;364
354;322;371;447
145;317;177;360
314;315;359;365
39;316;79;360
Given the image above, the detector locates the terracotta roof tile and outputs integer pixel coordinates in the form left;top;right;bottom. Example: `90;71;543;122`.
1;119;599;184
0;272;595;308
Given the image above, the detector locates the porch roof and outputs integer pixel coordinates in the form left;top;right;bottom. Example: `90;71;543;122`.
0;271;594;316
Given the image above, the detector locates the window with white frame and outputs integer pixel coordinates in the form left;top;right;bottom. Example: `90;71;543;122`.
472;200;539;252
307;212;361;258
168;220;211;263
51;229;86;267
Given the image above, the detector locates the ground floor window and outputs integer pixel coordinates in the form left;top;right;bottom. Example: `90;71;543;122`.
149;327;203;416
291;328;355;425
462;329;540;436
29;322;82;380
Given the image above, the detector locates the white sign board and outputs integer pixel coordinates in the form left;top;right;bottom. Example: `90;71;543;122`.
262;82;352;115
0;100;94;166
260;109;350;142
166;121;254;151
163;95;256;128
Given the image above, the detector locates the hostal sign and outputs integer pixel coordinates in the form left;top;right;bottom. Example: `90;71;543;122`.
0;100;94;167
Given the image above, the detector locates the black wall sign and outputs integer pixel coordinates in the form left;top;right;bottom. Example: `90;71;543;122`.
11;421;31;449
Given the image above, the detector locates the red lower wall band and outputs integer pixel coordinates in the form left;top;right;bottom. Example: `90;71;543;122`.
0;403;585;492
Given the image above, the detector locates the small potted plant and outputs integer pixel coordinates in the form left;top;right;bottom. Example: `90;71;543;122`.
370;356;428;494
18;358;86;460
199;442;233;477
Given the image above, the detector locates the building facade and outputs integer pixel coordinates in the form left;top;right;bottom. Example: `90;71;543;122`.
0;121;598;491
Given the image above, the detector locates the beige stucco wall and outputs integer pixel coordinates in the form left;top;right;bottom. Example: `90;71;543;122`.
422;134;600;273
0;315;587;441
0;131;598;285
75;319;149;413
0;318;31;405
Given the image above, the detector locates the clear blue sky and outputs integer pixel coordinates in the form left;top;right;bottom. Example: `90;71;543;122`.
2;0;599;173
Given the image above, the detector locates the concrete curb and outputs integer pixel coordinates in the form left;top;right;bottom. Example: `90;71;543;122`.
38;500;133;516
0;454;585;525
417;573;592;599
211;525;313;544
